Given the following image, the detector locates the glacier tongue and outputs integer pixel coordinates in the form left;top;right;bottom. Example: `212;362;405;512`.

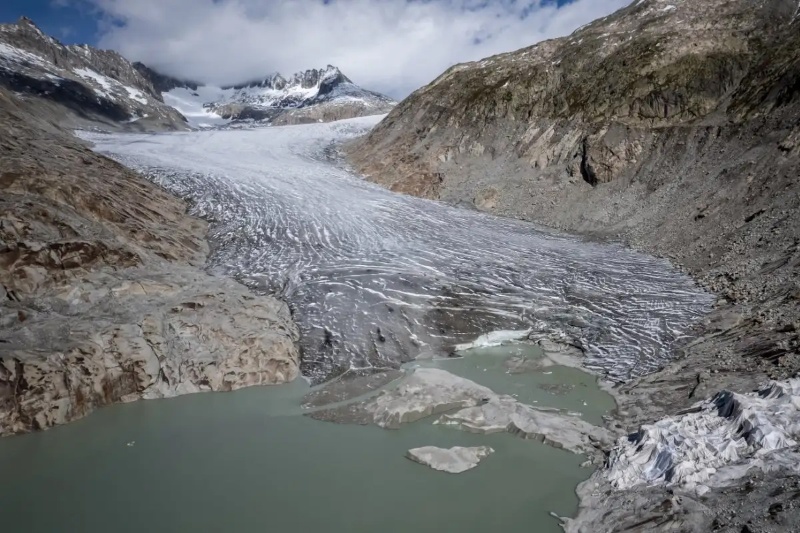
83;116;712;384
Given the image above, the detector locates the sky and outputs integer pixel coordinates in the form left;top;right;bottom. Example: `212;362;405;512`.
0;0;629;98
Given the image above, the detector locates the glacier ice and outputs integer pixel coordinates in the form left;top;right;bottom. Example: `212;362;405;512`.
606;378;800;491
84;117;713;384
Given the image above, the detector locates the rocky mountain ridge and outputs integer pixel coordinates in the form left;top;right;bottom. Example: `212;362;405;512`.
0;17;187;130
212;64;396;123
227;65;355;100
0;87;300;435
146;64;396;127
0;17;394;130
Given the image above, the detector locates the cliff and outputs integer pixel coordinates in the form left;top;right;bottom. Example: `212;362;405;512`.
0;17;187;130
0;88;299;435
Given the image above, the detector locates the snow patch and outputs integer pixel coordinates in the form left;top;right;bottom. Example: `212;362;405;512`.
75;68;153;107
0;42;50;69
124;86;148;105
74;67;116;99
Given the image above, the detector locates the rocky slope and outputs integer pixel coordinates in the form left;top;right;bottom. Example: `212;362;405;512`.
351;0;800;409
0;17;187;131
348;0;800;529
0;87;299;435
138;64;396;128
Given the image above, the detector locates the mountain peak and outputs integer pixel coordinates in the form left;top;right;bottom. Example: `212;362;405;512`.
226;65;351;91
3;16;46;38
13;16;46;36
0;20;187;129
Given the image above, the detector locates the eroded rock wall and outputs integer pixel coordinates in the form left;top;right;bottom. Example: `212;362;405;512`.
0;89;299;435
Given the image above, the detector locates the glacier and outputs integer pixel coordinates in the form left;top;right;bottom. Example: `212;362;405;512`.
162;86;233;129
84;116;713;384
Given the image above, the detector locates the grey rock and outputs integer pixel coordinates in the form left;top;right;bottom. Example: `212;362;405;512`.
301;370;404;409
367;368;495;429
0;87;299;435
133;62;199;94
436;395;611;456
0;17;187;130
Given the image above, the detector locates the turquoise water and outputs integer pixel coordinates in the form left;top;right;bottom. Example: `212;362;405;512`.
414;343;616;425
0;344;613;533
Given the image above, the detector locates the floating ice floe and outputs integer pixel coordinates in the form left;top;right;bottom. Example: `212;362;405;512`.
454;329;533;351
406;446;494;474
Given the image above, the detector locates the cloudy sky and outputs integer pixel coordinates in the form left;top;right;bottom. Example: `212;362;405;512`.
2;0;628;98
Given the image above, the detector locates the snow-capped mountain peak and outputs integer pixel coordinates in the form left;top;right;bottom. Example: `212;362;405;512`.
151;65;395;128
219;65;391;111
1;17;394;131
0;17;186;130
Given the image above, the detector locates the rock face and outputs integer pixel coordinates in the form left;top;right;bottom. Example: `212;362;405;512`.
0;88;299;436
133;62;199;94
156;65;396;127
353;0;799;200
406;446;494;474
0;17;187;131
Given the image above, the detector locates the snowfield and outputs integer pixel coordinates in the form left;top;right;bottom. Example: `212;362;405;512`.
163;86;233;128
85;117;712;383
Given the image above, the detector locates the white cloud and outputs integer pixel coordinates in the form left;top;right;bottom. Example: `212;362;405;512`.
87;0;629;98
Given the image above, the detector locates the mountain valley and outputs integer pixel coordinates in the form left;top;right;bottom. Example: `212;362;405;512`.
1;2;798;532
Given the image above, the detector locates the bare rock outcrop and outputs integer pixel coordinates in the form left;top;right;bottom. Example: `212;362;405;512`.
0;88;299;435
0;17;187;130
